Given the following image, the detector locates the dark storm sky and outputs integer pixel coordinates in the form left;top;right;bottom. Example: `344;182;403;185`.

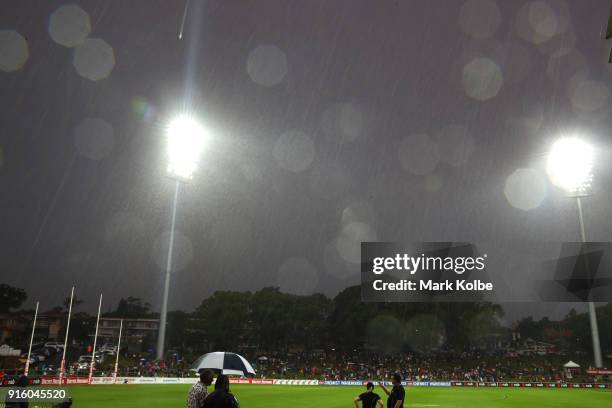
1;0;612;322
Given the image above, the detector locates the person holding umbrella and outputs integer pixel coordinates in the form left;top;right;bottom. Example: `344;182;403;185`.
191;352;255;377
187;369;213;408
202;374;239;408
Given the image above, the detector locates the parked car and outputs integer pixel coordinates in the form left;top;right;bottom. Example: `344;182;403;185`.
44;365;57;373
98;344;117;354
76;361;90;370
79;354;103;364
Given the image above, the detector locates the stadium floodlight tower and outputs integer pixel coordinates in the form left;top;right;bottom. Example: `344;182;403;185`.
156;114;207;361
546;136;602;368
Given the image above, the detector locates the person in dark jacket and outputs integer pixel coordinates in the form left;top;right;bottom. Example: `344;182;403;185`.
202;375;239;408
379;373;405;408
354;382;383;408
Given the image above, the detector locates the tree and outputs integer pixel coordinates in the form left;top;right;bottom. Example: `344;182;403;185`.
192;291;252;351
249;288;296;349
562;303;611;354
166;310;191;351
287;293;332;349
439;302;504;350
70;312;95;344
0;284;27;312
328;286;379;349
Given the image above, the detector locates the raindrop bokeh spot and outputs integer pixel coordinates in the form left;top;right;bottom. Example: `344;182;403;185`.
340;197;377;228
273;130;315;172
247;45;288;86
462;57;503;101
0;30;29;72
546;49;589;84
528;2;559;39
504;168;547;211
321;102;364;143
336;221;377;264
568;79;610;114
73;38;115;81
49;5;91;47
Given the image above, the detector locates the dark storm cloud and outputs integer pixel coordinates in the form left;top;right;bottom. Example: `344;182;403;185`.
1;0;611;321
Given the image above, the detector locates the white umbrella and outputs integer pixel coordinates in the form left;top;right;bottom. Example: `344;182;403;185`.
191;352;256;376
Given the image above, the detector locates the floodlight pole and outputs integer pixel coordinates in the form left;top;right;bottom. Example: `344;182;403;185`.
156;179;181;361
576;196;603;368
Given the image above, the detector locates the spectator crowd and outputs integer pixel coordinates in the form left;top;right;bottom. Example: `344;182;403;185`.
240;349;604;384
111;349;607;384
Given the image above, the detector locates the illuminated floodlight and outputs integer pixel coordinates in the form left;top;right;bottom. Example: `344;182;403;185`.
166;115;207;180
546;137;594;196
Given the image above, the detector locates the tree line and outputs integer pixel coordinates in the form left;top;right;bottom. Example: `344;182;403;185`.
1;283;609;356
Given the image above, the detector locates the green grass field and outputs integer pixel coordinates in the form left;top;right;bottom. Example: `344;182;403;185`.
62;384;612;408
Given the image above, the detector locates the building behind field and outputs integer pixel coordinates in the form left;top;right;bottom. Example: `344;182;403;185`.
98;317;159;353
0;309;65;344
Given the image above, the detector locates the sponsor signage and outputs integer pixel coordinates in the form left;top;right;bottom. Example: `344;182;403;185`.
449;381;612;389
40;377;88;385
229;379;275;385
7;377;607;389
430;382;452;387
251;379;274;385
587;369;612;375
323;380;364;386
273;379;318;385
412;382;430;387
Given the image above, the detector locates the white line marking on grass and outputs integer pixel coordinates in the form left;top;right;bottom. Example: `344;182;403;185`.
411;404;440;407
